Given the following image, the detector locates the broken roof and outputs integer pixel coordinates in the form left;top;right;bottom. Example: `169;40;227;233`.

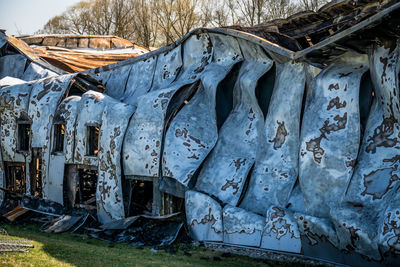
17;35;149;72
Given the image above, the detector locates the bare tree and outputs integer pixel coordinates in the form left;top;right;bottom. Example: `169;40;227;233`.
39;0;333;47
299;0;330;11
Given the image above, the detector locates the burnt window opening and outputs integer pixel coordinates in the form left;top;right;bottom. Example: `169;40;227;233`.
5;162;26;195
53;124;65;153
128;180;153;216
163;193;184;215
75;168;98;206
29;156;43;197
86;126;99;156
17;122;31;152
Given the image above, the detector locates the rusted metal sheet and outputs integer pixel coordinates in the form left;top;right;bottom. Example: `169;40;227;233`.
20;35;143;49
96;100;134;223
162;33;243;189
223;205;265;247
261;206;301;253
185;190;223;242
20;34;149;73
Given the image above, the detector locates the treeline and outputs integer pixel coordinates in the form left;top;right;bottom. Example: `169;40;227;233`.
39;0;329;48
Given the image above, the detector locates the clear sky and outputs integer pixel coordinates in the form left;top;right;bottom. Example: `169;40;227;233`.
0;0;82;36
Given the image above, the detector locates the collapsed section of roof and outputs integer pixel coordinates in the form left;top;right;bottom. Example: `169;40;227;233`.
0;32;149;84
18;35;149;72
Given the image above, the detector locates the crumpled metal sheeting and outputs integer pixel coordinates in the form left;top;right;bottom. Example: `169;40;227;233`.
0;77;26;88
378;190;400;255
96;101;134;223
0;54;27;80
0;81;33;162
21;62;57;81
194;44;272;206
294;212;339;248
261;206;301;253
223;205;265;247
103;64;133;100
327;42;400;260
345;43;400;208
185;190;223;242
150;45;182;92
239;62;306;214
123;34;213;179
122;45;183;178
162;34;243;188
121;56;156;109
330;206;381;261
73;91;106;166
28;75;74;201
298;53;369;218
29;75;74;148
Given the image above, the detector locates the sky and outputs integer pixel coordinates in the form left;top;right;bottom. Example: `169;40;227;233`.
0;0;82;36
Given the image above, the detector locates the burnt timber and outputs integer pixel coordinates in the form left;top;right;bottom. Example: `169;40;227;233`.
1;0;400;266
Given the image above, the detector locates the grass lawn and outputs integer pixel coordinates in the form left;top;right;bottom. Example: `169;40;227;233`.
0;222;306;267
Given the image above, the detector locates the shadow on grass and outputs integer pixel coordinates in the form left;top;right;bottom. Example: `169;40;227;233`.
1;222;297;267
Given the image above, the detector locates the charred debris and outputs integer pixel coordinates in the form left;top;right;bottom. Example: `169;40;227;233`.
1;1;400;266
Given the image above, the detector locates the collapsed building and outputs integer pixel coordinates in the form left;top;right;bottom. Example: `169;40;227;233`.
0;0;400;265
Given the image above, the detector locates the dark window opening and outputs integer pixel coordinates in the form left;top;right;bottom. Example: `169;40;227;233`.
5;162;26;195
17;123;31;151
53;124;65;153
75;168;98;206
86;126;99;156
29;151;42;197
163;193;184;215
128;180;153;216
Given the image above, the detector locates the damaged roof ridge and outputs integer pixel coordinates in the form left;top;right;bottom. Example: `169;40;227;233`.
85;28;295;75
293;1;400;60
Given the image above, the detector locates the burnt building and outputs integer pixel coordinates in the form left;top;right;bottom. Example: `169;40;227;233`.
1;1;400;266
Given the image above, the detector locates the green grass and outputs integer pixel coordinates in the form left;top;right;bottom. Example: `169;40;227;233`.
0;223;305;267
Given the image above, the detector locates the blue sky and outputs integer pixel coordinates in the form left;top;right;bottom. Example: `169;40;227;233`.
0;0;82;36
